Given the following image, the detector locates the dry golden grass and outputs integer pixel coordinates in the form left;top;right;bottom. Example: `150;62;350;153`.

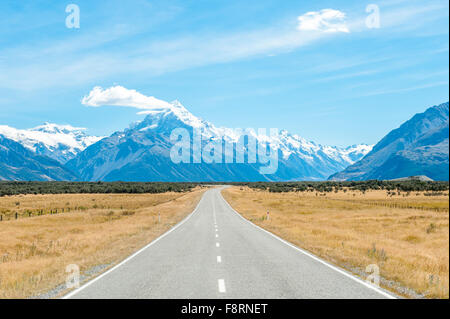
0;192;190;219
0;188;206;298
222;187;449;298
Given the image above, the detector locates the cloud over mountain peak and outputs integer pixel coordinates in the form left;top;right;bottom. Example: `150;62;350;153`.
82;85;173;112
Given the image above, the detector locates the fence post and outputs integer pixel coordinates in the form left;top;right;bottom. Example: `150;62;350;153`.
267;210;270;221
158;212;161;223
15;212;18;220
0;215;2;221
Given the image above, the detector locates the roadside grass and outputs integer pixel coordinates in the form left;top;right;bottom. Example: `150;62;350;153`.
222;187;449;298
0;192;192;220
0;188;206;298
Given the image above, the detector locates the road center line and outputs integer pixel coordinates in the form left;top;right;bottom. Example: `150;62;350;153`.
212;197;217;225
217;256;222;263
216;242;220;247
215;234;218;238
218;279;226;293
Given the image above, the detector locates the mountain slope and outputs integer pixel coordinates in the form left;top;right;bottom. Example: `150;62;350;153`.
329;102;449;181
0;135;79;181
67;101;371;182
0;123;103;163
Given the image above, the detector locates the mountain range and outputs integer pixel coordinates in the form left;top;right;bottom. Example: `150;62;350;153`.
0;123;103;163
329;102;449;181
0;135;77;181
0;101;448;182
66;101;372;182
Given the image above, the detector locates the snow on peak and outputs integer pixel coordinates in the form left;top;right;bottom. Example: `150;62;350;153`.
134;99;206;131
345;143;373;153
0;123;104;163
134;100;372;165
169;100;205;128
32;122;87;134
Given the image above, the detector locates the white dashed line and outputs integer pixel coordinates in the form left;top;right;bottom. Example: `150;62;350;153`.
217;256;222;263
215;234;219;238
216;242;220;247
218;279;226;293
213;198;218;225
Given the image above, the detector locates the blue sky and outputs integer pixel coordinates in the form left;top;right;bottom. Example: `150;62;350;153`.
0;0;448;146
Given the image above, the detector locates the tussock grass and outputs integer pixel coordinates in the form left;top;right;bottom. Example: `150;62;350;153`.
222;187;449;298
0;188;206;298
0;192;189;220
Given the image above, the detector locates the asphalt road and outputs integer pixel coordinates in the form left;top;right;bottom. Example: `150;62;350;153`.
64;187;395;299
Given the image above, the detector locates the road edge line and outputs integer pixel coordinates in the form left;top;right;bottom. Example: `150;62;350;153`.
62;190;207;299
219;188;397;299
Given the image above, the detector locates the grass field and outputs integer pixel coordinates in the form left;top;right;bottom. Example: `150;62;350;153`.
0;187;206;298
222;186;449;298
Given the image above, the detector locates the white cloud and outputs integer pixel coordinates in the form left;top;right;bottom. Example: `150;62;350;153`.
81;86;172;112
297;9;350;33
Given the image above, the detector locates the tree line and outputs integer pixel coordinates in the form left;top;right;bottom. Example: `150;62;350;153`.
0;180;448;197
0;181;199;197
225;180;450;193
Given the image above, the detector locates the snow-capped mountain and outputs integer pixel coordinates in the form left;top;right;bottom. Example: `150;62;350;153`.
67;101;372;181
0;135;78;181
0;123;104;163
329;102;449;181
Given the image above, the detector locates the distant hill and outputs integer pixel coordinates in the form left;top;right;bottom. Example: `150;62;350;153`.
329;102;449;181
0;135;78;181
389;175;434;182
